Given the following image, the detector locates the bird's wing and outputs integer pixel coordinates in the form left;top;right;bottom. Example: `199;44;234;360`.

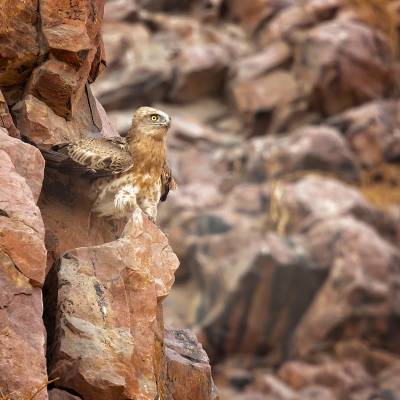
160;163;177;202
41;137;133;178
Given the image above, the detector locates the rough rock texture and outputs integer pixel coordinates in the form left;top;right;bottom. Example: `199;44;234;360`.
230;126;361;183
327;100;400;166
45;213;179;400
292;216;400;358
199;233;328;363
93;13;250;111
48;389;81;400
0;0;218;399
0;89;20;138
293;19;395;116
4;0;106;149
161;329;218;400
0;127;47;399
0;0;40;86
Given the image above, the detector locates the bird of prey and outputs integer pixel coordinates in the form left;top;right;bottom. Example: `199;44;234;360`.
42;106;176;223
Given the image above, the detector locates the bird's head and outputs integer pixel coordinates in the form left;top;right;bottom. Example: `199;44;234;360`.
130;106;171;141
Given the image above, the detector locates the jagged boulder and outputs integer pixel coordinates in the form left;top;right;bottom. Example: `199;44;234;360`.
0;0;41;86
293;18;395;116
0;128;48;400
0;89;20;138
45;212;178;399
161;329;219;400
292;216;400;358
327;100;400;166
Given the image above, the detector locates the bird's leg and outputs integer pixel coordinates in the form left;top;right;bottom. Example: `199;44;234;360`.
114;184;139;217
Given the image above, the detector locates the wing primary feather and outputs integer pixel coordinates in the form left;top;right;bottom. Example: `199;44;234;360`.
40;136;132;178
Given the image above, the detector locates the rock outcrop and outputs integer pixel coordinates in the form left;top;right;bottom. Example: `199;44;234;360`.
45;215;179;400
161;329;218;400
0;127;47;400
0;1;217;399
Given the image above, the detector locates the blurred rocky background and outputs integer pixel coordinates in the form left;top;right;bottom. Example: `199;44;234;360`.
93;0;400;399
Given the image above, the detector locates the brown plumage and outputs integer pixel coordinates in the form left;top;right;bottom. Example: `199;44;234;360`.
42;106;176;222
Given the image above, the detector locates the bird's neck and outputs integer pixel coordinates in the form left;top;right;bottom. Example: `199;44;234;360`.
128;135;166;173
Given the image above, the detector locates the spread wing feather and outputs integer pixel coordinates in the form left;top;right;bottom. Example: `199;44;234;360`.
41;137;133;178
41;136;176;200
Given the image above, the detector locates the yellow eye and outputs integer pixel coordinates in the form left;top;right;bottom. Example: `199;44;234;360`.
151;114;159;122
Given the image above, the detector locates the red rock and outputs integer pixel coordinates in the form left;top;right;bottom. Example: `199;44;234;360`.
0;125;44;202
14;94;81;146
171;116;215;143
36;0;104;126
198;232;326;363
293;19;395;115
0;0;40;85
40;0;103;69
0;129;47;399
230;70;300;135
298;385;337;400
48;389;81;400
292;216;400;358
25;60;84;120
377;363;400;399
272;175;386;233
258;5;314;44
0;130;46;285
327;100;400;166
160;329;218;400
14;86;115;148
192;0;224;23
103;0;138;22
245;126;361;183
45;212;179;400
0;89;20;138
255;374;297;399
278;359;372;397
0;276;48;400
231;70;298;116
256;0;342;45
161;15;251;101
219;388;266;400
137;0;197;12
224;0;292;33
334;340;400;375
88;37;107;83
92;22;173;110
229;41;292;84
95;14;250;108
169;42;230;102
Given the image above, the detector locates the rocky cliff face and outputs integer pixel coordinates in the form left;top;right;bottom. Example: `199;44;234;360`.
2;0;400;399
0;1;216;399
90;0;400;399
